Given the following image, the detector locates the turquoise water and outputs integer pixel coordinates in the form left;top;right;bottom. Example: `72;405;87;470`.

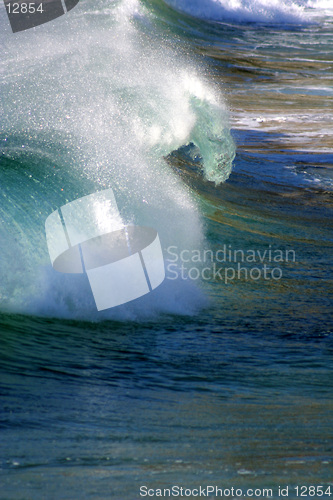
0;0;332;498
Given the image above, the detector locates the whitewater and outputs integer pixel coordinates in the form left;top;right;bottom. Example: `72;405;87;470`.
163;0;333;23
0;0;235;319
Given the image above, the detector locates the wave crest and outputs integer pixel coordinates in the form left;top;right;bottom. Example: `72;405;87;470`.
162;0;330;23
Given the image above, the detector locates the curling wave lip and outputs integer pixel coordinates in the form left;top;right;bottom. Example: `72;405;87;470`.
45;189;165;311
4;0;80;33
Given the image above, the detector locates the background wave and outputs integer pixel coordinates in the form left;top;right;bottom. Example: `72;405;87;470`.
162;0;333;23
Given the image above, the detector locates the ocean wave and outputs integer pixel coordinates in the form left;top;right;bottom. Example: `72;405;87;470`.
162;0;332;24
0;0;235;320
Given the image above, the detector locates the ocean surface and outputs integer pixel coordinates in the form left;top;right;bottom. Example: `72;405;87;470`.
0;0;332;498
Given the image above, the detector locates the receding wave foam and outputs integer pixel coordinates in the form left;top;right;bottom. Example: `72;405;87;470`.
162;0;331;23
0;0;234;320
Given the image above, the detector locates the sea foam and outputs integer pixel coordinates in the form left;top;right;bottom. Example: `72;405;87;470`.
163;0;331;24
